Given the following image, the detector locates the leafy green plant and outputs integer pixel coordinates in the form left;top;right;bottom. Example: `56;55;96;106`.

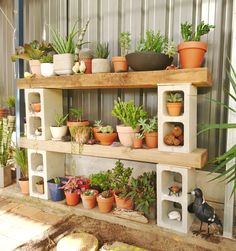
167;92;183;103
198;59;236;195
93;120;103;128
40;54;53;63
54;113;69;127
112;97;147;129
89;171;111;192
54;177;61;184
6;96;16;108
99;125;114;134
69;108;83;122
94;42;109;59
13;147;28;180
139;116;158;133
181;21;215;42
119;32;131;57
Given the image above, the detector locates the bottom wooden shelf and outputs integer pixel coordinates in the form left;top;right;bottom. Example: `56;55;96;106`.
19;137;207;169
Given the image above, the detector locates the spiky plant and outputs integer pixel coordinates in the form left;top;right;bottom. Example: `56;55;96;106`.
13;147;28;179
94;42;109;59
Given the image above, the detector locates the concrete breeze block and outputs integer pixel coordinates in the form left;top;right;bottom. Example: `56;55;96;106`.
158;84;197;153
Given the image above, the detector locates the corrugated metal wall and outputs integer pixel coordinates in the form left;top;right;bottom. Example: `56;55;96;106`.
0;0;233;159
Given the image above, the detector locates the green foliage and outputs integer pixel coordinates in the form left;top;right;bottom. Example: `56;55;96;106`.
134;132;144;139
119;32;131;57
13;147;28;179
6;96;16;108
93;120;103;128
112;97;147;129
83;189;96;196
89;171;111;192
94;42;109;59
99;125;114;134
181;21;215;42
69;108;83;122
167;92;183;103
54;113;68;127
54;177;61;184
139;116;158;133
40;54;53;63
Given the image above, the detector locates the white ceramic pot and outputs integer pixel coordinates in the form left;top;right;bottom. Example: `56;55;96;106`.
29;60;41;75
40;63;55;77
53;53;74;75
50;126;67;140
92;58;111;73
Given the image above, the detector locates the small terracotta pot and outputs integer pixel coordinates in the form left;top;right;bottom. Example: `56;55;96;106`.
178;41;207;68
92;127;100;141
80;58;92;74
29;60;41;75
112;56;128;72
95;132;117;145
36;183;44;194
65;191;80;206
167;102;182;116
145;131;158;148
0;108;8;119
18;179;29;195
97;195;114;213
133;137;143;149
116;125;139;147
81;190;98;209
31;102;41;112
114;194;133;210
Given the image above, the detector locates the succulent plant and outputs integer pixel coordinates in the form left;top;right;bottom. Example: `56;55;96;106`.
167;92;183;103
138;116;158;133
101;190;112;198
93;120;103;128
99;125;114;134
119;32;131;57
94;42;109;59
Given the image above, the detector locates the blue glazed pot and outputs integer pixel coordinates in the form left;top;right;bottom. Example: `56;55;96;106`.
47;177;68;201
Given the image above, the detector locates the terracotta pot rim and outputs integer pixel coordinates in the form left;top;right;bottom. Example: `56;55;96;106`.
145;131;158;136
112;56;126;62
178;41;207;52
116;125;139;133
67;120;90;126
19;178;29;181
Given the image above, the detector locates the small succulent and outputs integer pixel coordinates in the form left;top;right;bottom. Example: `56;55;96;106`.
94;42;109;59
167;92;183;103
93;120;103;128
54;177;61;184
101;190;112;198
134;132;144;139
83;189;96;196
119;32;131;57
99;125;114;134
40;54;53;63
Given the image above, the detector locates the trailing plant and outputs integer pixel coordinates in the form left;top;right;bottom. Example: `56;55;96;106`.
181;21;215;42
40;54;53;63
53;113;69;127
112;97;148;129
94;42;109;59
98;125;114;133
198;59;236;195
119;32;131;57
139;116;158;133
89;171;111;192
167;92;183;103
69;108;83;122
13;147;28;180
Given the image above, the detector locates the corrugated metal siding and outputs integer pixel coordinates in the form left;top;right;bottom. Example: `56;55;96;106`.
0;0;233;159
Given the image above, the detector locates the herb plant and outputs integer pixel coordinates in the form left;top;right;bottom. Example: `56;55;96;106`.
167;92;183;103
54;113;69;127
119;32;131;57
139;116;158;133
181;21;215;42
94;42;109;59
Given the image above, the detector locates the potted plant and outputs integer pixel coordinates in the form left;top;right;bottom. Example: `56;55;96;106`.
36;178;44;194
6;96;16;129
81;189;98;209
0;118;14;188
96;190;114;213
126;30;176;71
50;113;68;140
112;98;147;147
95;125;117;145
78;48;93;74
59;176;81;206
133;132;144;149
47;177;68;201
78;177;90;192
40;54;54;77
166;92;183;116
93;120;103;141
92;42;111;73
139;116;158;148
112;32;131;72
89;171;111;193
110;160;133;210
178;21;215;68
128;171;156;219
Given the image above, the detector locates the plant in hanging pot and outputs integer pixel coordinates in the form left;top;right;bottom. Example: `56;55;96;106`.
112;98;147;147
139;116;158;148
40;54;55;77
81;189;98;209
133;132;144;149
112;31;131;72
50;113;69;140
13;147;29;194
166;92;183;116
126;30;176;71
47;177;68;201
96;190;114;213
92;42;111;73
178;21;215;68
95;125;117;145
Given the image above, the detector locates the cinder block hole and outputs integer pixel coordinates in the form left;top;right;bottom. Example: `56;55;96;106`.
28;92;41;113
163;122;184;147
164;90;184;116
162;200;182;226
30;152;43;172
28;116;42;137
32;176;44;194
161;170;182;197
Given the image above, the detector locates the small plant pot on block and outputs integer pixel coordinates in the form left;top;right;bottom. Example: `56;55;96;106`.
116;125;139;147
97;193;114;213
81;190;98;209
29;60;41;75
112;56;128;72
92;59;111;73
50;126;68;140
18;179;29;195
65;191;80;206
0;165;12;188
53;53;74;75
36;182;44;194
31;102;41;113
145;131;158;148
167;103;182;116
40;63;55;77
114;194;133;210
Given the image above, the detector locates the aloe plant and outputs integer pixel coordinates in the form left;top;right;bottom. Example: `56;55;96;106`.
94;42;109;59
54;113;69;127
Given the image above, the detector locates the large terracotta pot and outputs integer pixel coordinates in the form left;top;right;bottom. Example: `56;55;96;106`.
81;190;98;209
97;195;114;213
112;56;128;72
67;120;90;142
178;41;207;68
95;132;117;145
29;60;41;75
116;125;139;147
65;191;80;206
18;179;29;195
53;53;74;75
114;194;133;210
166;102;182;116
145;131;158;148
92;59;111;73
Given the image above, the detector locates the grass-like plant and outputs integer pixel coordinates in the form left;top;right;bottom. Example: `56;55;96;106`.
94;42;109;59
69;108;83;122
119;32;131;57
13;147;28;180
54;113;69;127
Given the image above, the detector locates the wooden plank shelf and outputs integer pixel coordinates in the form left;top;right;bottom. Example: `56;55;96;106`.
19;137;208;169
17;68;212;89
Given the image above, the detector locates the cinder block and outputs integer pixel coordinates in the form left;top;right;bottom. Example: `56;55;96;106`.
25;89;63;140
158;84;197;153
28;149;65;200
157;163;196;233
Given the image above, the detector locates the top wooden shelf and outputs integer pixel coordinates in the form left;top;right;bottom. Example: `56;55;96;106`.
17;68;212;89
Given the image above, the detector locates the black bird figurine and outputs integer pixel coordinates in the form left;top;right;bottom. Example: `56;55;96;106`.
188;188;222;236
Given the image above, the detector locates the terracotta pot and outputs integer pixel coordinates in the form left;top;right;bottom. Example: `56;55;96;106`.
166;102;182;116
92;127;100;141
97;195;114;213
114;194;133;210
31;102;41;112
40;63;55;77
53;53;74;75
0;108;8;119
116;125;139;147
178;41;207;68
92;59;111;73
95;132;117;145
67;120;90;142
112;56;128;72
36;183;44;194
81;190;98;209
145;131;158;148
133;137;143;149
65;191;80;206
80;58;92;74
50;126;68;140
29;60;41;75
18;179;29;195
